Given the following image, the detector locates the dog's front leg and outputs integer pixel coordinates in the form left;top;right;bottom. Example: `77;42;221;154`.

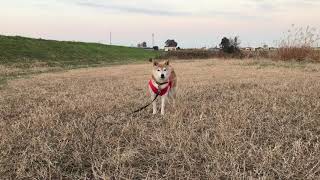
152;94;157;114
161;96;166;115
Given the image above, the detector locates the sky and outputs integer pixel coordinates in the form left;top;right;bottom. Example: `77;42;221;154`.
1;0;320;48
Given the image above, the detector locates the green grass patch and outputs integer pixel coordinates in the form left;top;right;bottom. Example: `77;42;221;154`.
0;35;160;67
0;35;161;87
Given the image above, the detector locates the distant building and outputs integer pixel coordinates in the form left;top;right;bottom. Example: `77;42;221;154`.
242;47;255;51
164;46;177;51
164;39;178;51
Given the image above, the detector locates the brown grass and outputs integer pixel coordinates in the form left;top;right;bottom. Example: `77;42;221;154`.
275;47;320;62
276;25;320;61
1;59;320;179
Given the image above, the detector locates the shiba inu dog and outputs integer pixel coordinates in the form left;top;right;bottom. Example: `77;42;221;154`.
148;59;177;115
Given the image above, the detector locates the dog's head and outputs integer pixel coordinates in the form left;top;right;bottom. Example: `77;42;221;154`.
151;60;171;82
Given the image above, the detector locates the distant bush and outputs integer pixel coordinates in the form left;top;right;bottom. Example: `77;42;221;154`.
157;49;245;60
276;25;320;61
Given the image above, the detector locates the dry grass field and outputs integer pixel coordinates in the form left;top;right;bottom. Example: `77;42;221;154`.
1;59;320;179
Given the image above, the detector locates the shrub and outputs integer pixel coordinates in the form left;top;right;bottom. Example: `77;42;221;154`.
157;49;244;60
276;25;320;61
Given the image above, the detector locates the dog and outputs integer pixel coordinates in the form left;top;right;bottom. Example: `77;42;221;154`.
148;59;177;115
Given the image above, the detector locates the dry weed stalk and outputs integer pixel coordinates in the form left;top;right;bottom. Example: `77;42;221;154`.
277;24;320;61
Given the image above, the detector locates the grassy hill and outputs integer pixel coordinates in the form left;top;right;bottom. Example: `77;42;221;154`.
0;35;160;86
0;35;160;67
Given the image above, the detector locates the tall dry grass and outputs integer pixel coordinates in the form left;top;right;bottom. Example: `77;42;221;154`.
276;25;320;61
1;59;320;179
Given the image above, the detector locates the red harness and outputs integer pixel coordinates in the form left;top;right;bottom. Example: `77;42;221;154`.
149;80;172;96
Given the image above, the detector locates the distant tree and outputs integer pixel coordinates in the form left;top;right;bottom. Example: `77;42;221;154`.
153;46;159;50
230;36;240;50
165;39;178;47
137;41;147;48
219;37;230;52
219;36;240;53
142;42;147;48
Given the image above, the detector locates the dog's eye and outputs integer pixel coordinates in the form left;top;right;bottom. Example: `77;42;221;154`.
163;69;167;71
157;69;160;72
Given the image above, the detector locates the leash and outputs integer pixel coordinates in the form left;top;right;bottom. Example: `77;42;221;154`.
90;92;159;155
128;80;168;115
90;80;168;154
127;91;160;115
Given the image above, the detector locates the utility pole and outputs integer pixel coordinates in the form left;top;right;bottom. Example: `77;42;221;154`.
152;33;155;47
110;32;112;45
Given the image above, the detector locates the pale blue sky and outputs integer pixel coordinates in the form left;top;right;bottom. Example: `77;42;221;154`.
1;0;320;47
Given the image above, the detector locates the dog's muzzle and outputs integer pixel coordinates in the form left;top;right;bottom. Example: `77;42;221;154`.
161;74;165;79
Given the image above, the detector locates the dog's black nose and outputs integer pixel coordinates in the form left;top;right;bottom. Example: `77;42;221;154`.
161;74;165;79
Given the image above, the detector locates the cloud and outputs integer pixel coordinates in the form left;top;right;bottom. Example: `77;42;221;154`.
75;0;270;20
248;0;320;11
76;1;191;16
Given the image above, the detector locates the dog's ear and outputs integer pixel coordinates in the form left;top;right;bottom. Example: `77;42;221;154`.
164;60;169;66
153;60;158;66
149;58;158;66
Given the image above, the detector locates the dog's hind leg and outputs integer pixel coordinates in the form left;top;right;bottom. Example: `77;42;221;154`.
168;88;177;105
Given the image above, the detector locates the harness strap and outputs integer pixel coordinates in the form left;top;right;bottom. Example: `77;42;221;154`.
149;80;172;96
152;75;169;86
